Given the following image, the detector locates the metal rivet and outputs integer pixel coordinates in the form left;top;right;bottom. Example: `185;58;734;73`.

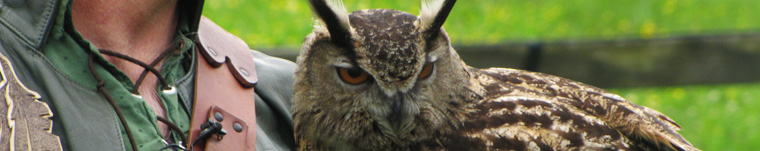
239;68;249;76
208;48;217;56
214;112;223;121
131;93;143;99
162;86;176;94
233;123;243;132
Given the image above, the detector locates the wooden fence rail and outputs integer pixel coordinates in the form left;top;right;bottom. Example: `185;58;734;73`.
262;33;760;88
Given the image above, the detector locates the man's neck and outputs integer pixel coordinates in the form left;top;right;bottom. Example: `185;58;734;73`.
72;0;182;137
72;0;179;65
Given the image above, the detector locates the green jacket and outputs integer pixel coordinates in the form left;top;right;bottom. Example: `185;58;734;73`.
0;0;295;150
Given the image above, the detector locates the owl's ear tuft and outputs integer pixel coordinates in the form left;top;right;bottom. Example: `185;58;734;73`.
309;0;353;48
419;0;456;41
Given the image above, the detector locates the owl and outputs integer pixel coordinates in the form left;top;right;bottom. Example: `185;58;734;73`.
292;0;698;150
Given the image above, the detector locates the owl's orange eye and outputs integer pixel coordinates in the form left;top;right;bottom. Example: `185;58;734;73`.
337;67;369;84
418;63;434;79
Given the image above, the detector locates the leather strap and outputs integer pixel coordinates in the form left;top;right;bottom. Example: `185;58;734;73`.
188;16;258;151
195;17;258;87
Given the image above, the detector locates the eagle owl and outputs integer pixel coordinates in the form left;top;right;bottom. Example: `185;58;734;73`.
293;0;698;150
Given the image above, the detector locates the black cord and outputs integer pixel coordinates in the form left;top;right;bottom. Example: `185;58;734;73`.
189;119;227;151
86;37;193;150
157;116;187;144
98;49;172;90
88;54;140;151
132;41;183;94
87;41;181;151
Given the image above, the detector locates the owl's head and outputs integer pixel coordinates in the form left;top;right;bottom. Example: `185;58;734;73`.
295;0;473;141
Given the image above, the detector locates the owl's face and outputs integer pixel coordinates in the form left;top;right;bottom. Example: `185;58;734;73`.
296;9;466;123
294;0;471;145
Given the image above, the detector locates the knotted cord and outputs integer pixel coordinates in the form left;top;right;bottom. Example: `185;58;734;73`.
86;41;187;151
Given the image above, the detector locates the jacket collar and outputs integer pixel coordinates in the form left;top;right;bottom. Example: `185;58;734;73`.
0;0;63;50
182;0;205;33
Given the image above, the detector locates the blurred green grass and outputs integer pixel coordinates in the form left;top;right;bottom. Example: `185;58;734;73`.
202;1;759;150
202;0;760;49
609;83;760;151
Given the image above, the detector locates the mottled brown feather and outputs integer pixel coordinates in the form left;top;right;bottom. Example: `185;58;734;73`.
466;68;698;151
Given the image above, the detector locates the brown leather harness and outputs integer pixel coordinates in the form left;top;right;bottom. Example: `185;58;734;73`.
188;16;258;151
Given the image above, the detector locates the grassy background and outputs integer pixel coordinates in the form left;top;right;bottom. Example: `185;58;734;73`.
202;0;760;49
203;0;760;150
608;83;760;151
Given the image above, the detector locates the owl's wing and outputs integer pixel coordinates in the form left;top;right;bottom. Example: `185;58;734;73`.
462;68;697;151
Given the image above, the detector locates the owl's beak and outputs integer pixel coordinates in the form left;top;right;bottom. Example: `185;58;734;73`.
392;93;402;111
389;92;404;122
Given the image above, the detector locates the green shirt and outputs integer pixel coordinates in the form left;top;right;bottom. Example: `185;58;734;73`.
41;0;194;150
1;0;296;150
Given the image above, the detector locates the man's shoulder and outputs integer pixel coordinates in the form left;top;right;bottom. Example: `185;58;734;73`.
250;50;296;81
197;16;297;150
249;49;296;109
